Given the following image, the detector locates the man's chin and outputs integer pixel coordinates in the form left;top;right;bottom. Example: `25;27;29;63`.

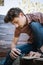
16;25;23;28
19;25;23;28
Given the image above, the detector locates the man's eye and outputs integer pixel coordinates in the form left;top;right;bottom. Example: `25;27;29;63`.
16;21;17;23
16;21;18;23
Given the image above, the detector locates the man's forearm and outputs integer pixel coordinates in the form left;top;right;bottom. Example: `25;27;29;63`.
11;37;19;49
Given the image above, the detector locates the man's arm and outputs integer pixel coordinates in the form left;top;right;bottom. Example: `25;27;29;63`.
11;37;19;49
11;27;21;49
10;36;21;59
10;28;21;59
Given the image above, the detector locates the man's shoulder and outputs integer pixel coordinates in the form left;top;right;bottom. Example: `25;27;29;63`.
26;12;43;24
26;12;43;16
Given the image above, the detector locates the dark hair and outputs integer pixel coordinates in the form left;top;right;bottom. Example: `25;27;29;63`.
4;8;24;23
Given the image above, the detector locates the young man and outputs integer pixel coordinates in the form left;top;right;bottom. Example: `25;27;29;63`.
4;8;43;65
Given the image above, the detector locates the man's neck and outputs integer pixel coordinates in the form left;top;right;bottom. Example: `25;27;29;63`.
25;14;31;25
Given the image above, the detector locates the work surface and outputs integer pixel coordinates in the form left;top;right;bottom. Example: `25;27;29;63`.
20;56;43;65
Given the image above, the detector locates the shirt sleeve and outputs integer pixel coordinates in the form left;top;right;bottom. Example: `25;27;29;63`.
15;27;21;37
29;12;43;24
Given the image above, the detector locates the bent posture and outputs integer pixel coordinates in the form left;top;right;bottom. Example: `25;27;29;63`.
4;8;43;65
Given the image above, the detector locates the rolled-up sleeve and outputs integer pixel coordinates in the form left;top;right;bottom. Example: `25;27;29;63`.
15;27;21;37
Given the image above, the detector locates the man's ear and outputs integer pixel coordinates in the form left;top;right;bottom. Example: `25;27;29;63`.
19;12;24;16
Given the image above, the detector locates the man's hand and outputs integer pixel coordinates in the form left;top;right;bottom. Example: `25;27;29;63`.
28;51;41;58
10;48;21;60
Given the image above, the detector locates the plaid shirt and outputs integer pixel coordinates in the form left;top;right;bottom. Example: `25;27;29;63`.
15;12;43;43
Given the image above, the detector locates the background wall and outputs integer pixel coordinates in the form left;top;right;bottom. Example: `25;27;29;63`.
0;0;43;15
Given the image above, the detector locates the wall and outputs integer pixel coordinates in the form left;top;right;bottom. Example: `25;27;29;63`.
0;0;43;15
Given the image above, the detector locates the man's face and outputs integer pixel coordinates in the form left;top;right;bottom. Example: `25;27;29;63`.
12;13;26;28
